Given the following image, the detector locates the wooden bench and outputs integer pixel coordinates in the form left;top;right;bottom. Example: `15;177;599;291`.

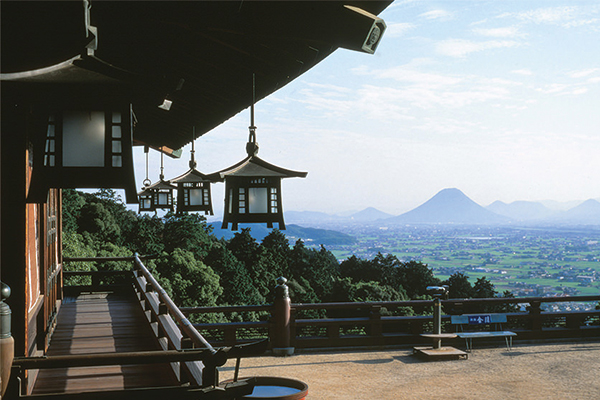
451;314;516;352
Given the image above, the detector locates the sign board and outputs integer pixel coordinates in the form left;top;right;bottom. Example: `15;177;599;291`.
468;315;491;325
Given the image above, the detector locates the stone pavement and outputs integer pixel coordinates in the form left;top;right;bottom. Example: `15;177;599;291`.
219;340;600;399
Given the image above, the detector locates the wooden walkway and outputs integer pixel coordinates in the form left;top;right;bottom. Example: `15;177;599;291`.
32;291;180;395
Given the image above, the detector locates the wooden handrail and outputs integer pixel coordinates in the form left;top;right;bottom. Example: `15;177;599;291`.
13;348;219;370
60;255;600;352
133;254;216;354
64;255;158;262
182;304;271;314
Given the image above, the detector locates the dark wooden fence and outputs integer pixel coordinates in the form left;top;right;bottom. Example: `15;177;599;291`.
62;257;600;353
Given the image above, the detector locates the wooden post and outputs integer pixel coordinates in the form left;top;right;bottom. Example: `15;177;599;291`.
369;305;383;345
528;301;542;332
272;277;293;356
1;283;15;397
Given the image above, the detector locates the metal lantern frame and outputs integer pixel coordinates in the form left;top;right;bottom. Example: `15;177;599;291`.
138;179;176;213
211;155;307;231
138;148;176;213
171;169;215;215
27;103;138;204
208;79;307;230
169;129;216;215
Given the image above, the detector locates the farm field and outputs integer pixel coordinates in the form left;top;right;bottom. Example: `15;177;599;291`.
327;225;600;298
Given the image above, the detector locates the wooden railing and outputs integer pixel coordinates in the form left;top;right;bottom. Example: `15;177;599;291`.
20;255;267;394
61;258;600;353
184;294;600;351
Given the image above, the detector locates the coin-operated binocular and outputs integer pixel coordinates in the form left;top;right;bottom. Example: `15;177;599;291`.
426;285;449;298
426;285;449;349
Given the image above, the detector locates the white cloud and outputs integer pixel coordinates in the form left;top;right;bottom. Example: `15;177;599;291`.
568;68;600;78
512;69;534;76
514;6;577;24
502;5;600;28
419;9;453;21
374;66;462;86
304;82;352;94
589;77;600;83
435;39;520;58
562;18;600;28
386;22;417;37
473;26;522;38
537;83;570;94
571;87;589;95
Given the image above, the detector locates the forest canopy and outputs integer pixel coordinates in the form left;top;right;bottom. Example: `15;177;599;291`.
62;189;506;317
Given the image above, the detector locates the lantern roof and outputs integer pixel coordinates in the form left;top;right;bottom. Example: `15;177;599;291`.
208;155;308;182
170;168;215;184
138;179;176;196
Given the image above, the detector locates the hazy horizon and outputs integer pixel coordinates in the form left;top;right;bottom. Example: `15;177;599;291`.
129;1;600;217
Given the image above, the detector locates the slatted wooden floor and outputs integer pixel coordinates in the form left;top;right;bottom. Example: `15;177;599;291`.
32;291;179;395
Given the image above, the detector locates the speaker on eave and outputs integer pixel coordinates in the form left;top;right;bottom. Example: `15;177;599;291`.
337;5;387;54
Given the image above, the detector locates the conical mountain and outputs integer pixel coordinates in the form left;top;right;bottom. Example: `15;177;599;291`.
389;188;508;225
350;207;393;221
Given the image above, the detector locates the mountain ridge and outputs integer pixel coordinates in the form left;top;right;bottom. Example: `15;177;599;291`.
284;189;600;226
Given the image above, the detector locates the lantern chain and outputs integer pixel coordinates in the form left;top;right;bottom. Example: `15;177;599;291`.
246;73;259;156
190;126;197;169
143;146;151;187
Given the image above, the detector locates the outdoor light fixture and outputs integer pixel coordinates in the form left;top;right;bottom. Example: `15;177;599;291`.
138;147;176;213
27;104;138;204
338;5;387;54
209;75;307;231
170;128;216;215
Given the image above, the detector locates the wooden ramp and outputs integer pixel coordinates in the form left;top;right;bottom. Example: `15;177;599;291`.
32;291;179;395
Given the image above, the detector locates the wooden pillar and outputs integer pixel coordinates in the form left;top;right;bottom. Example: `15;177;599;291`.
1;103;27;359
528;301;543;332
272;277;293;356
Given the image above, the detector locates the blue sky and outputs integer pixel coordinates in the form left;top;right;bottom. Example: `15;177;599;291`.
133;0;600;217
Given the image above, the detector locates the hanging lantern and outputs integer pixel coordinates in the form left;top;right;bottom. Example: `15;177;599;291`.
27;104;138;203
209;75;307;231
170;129;215;215
138;147;176;213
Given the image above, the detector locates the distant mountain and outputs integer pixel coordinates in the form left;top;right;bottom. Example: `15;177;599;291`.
209;222;356;245
539;199;584;211
285;208;392;224
284;211;342;224
544;199;600;225
387;188;508;225
486;200;556;221
348;207;394;221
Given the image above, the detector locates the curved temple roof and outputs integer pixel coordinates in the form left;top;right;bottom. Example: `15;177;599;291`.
1;1;391;151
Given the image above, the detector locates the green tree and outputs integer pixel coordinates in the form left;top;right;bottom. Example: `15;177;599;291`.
226;228;277;298
290;241;339;301
205;242;264;307
62;231;97;286
78;201;122;243
62;189;85;234
261;229;291;279
154;249;222;312
473;276;497;298
83;189;138;246
163;212;213;260
226;228;259;269
397;261;440;299
127;214;165;255
443;272;474;299
340;255;379;283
